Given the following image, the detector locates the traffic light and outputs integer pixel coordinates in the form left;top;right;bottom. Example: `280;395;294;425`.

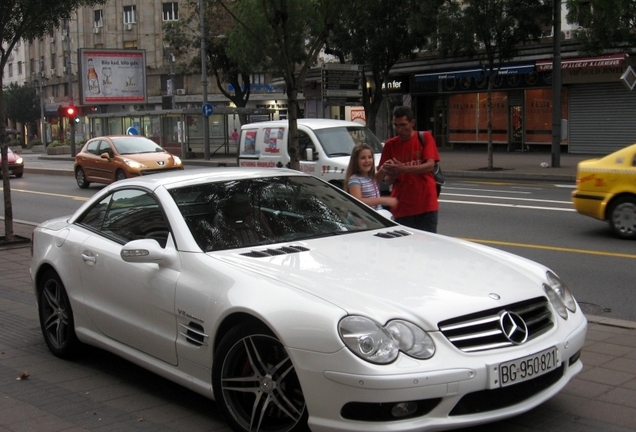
65;106;77;117
56;105;81;123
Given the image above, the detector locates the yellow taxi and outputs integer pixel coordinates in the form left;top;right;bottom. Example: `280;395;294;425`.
571;143;636;239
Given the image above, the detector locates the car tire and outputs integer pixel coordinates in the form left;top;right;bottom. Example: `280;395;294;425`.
212;321;309;432
75;168;90;189
15;173;23;178
115;169;127;182
38;270;82;358
608;197;636;240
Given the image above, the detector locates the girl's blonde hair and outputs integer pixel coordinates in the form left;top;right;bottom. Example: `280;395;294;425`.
344;143;376;192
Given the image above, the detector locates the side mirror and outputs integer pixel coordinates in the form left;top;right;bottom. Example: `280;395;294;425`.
305;148;314;161
121;239;165;263
100;151;112;161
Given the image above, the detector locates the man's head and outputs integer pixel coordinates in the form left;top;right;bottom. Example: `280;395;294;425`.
393;106;415;141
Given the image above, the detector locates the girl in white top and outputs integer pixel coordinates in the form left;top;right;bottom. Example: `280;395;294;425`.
344;143;398;210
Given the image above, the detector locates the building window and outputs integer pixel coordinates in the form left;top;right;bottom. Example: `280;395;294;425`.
8;64;13;77
94;10;103;27
162;2;179;21
18;61;22;75
51;54;56;70
123;5;137;24
251;73;265;84
124;41;137;49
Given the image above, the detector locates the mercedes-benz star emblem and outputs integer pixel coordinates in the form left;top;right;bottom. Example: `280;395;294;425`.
157;161;166;166
499;311;528;344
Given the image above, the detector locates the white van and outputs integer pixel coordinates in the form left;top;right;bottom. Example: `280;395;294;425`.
237;119;384;188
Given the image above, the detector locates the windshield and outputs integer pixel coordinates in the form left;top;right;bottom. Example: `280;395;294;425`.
112;138;164;155
169;175;394;251
314;126;383;157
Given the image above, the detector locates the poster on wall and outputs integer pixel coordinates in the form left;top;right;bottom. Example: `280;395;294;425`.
78;49;147;105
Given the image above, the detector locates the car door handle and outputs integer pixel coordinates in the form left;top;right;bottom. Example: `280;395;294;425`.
81;250;97;265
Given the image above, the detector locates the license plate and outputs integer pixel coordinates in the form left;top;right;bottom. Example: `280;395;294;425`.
498;347;559;387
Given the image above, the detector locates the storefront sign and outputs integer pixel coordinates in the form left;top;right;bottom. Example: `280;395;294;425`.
536;53;625;71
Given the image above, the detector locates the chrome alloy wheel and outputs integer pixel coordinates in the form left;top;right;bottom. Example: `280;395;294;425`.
609;198;636;240
38;271;80;358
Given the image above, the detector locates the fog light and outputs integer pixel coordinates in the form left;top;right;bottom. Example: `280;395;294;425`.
391;402;418;418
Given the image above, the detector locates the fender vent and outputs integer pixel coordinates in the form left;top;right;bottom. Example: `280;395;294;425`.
241;245;310;258
374;230;412;239
179;322;208;347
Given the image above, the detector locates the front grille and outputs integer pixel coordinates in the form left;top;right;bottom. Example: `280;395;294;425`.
141;167;182;175
449;364;564;416
439;297;553;352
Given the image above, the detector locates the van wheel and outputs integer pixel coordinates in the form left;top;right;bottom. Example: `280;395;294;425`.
608;197;636;240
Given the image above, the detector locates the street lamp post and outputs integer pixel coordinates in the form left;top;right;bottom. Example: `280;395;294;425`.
200;0;210;160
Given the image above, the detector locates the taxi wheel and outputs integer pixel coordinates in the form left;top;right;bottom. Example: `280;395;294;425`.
115;170;127;181
608;197;636;240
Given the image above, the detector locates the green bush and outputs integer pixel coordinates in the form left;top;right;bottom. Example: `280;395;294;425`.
27;139;42;149
48;140;66;148
8;139;21;147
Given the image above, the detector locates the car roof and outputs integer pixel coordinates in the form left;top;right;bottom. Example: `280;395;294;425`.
241;118;365;130
102;167;306;191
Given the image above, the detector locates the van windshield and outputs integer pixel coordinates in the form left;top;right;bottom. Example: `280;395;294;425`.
313;126;383;157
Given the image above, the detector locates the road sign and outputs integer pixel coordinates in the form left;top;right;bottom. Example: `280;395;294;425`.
126;126;139;135
321;64;363;106
202;103;214;117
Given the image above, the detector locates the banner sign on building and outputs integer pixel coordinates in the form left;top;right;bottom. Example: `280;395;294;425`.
78;49;147;105
535;53;625;71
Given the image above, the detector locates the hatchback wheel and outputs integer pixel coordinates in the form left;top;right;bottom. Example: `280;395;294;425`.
75;168;90;188
609;197;636;240
38;270;81;358
213;322;308;432
115;169;127;181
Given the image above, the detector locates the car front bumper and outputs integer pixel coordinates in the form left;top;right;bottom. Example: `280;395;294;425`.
290;315;587;432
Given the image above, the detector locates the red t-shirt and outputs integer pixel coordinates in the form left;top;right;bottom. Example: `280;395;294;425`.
379;131;440;218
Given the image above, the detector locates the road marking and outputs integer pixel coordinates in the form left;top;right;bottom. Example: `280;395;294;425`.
443;193;571;204
0;187;88;201
443;186;532;195
464;238;636;259
441;199;574;211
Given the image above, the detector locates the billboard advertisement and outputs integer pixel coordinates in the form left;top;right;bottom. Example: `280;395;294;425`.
78;49;147;105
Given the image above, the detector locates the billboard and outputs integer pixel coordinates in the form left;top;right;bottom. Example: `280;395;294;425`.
78;49;147;105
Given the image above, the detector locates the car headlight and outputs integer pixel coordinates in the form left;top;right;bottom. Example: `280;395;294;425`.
543;271;577;320
339;316;435;364
123;159;146;169
16;157;24;164
173;156;182;165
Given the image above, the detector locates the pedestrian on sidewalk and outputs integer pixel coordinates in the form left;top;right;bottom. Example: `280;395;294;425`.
345;143;397;211
377;105;440;233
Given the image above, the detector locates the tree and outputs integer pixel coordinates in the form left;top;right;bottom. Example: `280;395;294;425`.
163;0;253;124
435;0;551;169
4;82;40;141
327;0;442;134
1;0;107;242
221;0;342;170
566;0;636;53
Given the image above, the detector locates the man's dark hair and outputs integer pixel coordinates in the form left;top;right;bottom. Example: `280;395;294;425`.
393;105;414;121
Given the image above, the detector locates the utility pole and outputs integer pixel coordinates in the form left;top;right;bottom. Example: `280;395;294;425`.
200;0;210;160
551;0;562;168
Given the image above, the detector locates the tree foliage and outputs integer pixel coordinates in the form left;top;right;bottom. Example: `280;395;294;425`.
1;0;107;241
327;0;442;134
4;82;40;127
222;0;342;170
163;0;252;118
434;0;551;169
566;0;636;53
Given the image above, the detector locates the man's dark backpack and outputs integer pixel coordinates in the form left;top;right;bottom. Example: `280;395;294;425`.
417;131;445;197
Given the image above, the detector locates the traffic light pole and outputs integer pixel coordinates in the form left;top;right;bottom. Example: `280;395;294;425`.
65;19;76;156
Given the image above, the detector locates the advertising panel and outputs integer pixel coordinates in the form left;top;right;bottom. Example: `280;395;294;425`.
78;49;147;105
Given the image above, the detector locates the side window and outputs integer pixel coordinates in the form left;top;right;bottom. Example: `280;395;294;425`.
298;131;314;161
86;140;99;155
98;141;113;157
78;189;170;247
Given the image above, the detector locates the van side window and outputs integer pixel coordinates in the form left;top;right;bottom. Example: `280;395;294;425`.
298;131;314;161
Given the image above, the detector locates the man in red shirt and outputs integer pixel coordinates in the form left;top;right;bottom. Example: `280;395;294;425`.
376;106;440;233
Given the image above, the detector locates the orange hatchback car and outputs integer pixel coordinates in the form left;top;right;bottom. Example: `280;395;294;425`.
74;136;183;188
571;143;636;239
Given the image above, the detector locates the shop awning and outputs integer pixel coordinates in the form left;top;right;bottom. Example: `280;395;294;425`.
536;53;625;71
415;62;535;82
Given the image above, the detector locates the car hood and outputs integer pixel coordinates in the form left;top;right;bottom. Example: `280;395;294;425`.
212;231;548;329
118;152;179;164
